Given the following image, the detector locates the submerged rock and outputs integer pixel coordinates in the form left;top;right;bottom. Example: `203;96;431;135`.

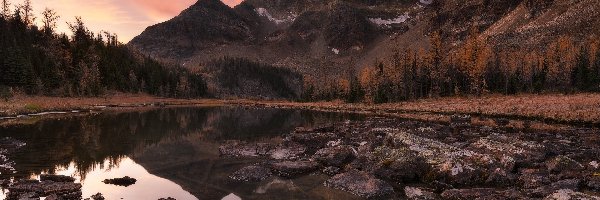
91;193;105;200
312;145;355;167
40;174;76;183
230;165;272;182
325;170;394;199
543;189;600;200
271;161;319;178
450;115;471;127
102;176;137;187
219;140;272;158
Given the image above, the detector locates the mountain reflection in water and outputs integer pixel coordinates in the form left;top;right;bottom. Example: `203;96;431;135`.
0;106;364;199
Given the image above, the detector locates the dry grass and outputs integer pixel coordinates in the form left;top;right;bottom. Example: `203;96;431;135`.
250;93;600;125
2;93;600;127
0;93;228;117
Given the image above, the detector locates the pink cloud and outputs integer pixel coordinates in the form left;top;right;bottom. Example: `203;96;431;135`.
20;0;244;42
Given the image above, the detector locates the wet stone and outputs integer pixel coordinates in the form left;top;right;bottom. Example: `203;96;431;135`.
372;146;429;183
270;161;319;178
450;115;471;127
404;187;438;200
40;174;76;183
586;176;600;191
102;176;137;187
7;180;82;200
325;170;394;199
526;179;582;198
519;170;552;189
441;188;524;200
543;189;600;200
229;165;272;182
312;145;355;167
270;143;306;160
322;166;342;176
546;155;585;173
286;131;339;150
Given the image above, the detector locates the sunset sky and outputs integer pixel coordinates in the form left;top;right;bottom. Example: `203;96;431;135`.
15;0;243;42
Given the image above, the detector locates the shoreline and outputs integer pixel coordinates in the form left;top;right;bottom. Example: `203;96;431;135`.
2;93;600;128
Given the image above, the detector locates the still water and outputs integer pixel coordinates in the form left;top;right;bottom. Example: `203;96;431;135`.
0;106;364;200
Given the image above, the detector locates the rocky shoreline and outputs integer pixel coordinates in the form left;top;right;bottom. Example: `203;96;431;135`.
220;116;600;199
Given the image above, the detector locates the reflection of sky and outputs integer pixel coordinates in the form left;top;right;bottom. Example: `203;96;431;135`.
0;157;198;200
12;0;244;42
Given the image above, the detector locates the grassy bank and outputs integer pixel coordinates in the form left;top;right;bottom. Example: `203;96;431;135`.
2;93;600;128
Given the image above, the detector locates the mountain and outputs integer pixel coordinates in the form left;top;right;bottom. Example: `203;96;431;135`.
129;0;600;82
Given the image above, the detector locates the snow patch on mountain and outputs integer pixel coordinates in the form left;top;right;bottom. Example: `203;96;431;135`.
255;8;297;24
369;13;410;27
420;0;433;5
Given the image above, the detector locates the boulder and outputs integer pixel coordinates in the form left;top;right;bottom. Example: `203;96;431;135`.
543;189;600;200
287;131;339;150
271;161;319;178
404;187;438;200
372;146;429;183
390;131;497;185
270;143;306;160
450;115;471;127
586;176;600;191
91;193;105;200
469;134;545;170
518;170;551;189
325;170;394;199
526;179;582;198
312;145;355;167
546;156;585;173
219;140;272;157
229;166;272;182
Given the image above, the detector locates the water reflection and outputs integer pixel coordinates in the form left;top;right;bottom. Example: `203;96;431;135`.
0;106;363;199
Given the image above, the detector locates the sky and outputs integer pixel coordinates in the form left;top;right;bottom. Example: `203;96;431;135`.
13;0;244;42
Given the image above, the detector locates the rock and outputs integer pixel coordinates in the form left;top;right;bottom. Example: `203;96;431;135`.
219;140;272;158
469;134;545;170
312;145;355;167
518;170;551;189
486;168;517;186
102;176;137;187
229;166;272;182
322;166;342;176
40;174;76;183
158;198;176;200
270;143;306;160
494;118;510;126
543;189;600;200
450;115;471;127
372;146;429;183
91;193;105;200
441;188;524;200
586;176;600;191
590;161;599;169
8;180;82;200
0;137;26;153
325;170;394;199
526;179;582;198
271;161;319;178
287;131;338;150
45;193;58;200
404;187;438;200
390;131;497;185
546;156;585;173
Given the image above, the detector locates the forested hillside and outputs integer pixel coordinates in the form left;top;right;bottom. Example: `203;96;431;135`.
0;0;206;98
304;31;600;103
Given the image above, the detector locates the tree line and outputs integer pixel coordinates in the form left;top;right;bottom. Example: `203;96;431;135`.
303;29;600;103
0;0;206;98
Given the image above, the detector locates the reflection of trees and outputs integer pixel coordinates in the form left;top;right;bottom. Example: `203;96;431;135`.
0;107;364;182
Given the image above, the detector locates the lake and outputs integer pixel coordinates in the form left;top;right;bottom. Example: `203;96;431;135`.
0;106;365;200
